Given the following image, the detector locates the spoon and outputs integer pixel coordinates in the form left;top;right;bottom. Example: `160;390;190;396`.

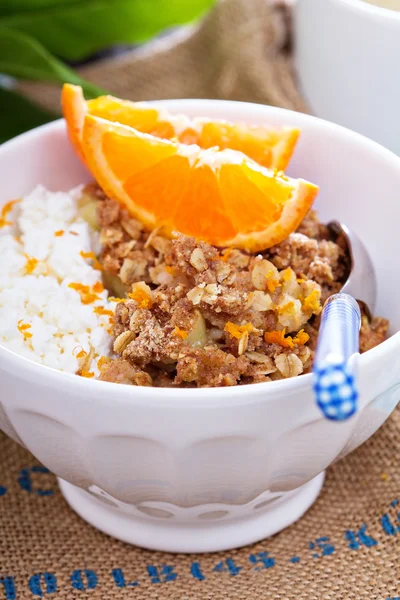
312;222;377;421
328;221;376;317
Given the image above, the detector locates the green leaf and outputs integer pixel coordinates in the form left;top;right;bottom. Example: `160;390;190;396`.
0;1;67;17
0;28;106;98
0;86;58;143
0;0;215;61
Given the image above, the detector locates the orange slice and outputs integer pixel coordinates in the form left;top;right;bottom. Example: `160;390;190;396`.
196;120;300;173
62;84;300;170
61;83;87;163
81;115;318;252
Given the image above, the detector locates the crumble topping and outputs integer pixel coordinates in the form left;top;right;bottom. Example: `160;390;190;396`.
84;184;388;388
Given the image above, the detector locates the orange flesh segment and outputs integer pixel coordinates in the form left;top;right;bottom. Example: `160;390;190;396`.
62;84;300;170
175;164;237;240
124;154;191;222
82;115;318;252
219;163;292;233
102;128;177;181
88;95;160;129
198;121;300;172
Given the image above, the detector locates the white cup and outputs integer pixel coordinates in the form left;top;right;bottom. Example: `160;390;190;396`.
294;0;400;154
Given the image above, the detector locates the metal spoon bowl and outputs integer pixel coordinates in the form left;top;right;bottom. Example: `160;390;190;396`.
328;221;377;318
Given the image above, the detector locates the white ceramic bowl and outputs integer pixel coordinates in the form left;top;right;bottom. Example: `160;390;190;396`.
294;0;400;155
1;101;400;554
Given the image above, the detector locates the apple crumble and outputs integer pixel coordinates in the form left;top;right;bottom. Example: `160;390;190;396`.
78;185;388;387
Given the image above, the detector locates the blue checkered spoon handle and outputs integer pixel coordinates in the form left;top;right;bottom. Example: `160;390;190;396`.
313;293;362;421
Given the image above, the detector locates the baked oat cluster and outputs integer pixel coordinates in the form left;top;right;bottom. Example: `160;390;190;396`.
85;184;388;388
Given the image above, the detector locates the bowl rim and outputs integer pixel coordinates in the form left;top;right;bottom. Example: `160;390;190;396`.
1;100;400;405
0;334;399;406
324;0;400;21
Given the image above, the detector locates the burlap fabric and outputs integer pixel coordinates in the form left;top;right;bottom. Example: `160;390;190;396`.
6;0;400;597
1;409;400;600
18;0;309;114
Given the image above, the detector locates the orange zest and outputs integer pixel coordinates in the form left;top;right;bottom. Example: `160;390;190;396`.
0;199;21;228
212;248;234;262
302;289;321;313
97;356;112;370
94;261;103;271
68;282;102;304
128;284;152;309
79;370;95;378
80;250;103;271
265;329;294;348
165;265;177;275
93;281;104;293
93;306;114;326
93;306;114;317
266;279;280;294
264;328;310;348
80;250;96;260
224;322;256;340
54;230;64;237
293;329;310;345
172;326;188;340
220;248;233;262
80;115;318;252
17;320;32;340
24;254;38;274
62;84;300;170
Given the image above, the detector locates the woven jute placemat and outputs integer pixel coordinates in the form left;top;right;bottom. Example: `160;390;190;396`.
1;409;400;600
7;0;400;597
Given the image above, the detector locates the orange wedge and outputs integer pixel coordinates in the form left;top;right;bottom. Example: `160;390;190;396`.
81;115;318;252
62;84;300;170
196;120;300;173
